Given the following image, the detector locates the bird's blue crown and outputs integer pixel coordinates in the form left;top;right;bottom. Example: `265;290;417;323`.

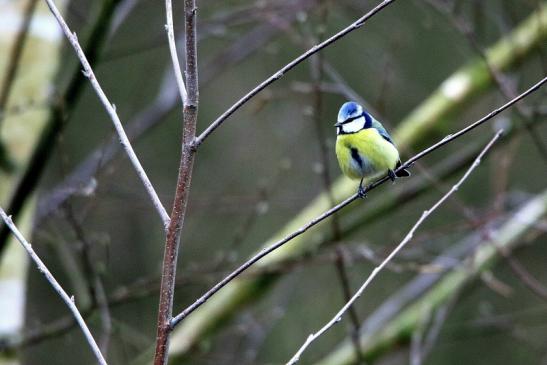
337;101;363;123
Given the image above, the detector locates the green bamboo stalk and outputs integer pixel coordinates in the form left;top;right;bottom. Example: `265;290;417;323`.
168;3;547;360
0;1;67;364
314;188;547;365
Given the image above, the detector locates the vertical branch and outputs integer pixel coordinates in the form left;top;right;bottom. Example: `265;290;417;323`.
153;1;199;364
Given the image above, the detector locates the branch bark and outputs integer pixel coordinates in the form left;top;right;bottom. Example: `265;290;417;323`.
153;1;199;364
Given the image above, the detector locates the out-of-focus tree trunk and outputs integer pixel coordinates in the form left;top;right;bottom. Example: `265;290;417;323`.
0;1;66;363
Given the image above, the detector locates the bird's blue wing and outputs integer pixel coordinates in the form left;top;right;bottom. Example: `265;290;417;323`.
370;118;395;145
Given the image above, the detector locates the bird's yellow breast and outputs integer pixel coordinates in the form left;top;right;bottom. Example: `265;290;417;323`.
335;128;400;180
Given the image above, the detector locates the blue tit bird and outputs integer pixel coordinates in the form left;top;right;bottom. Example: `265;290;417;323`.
335;101;410;196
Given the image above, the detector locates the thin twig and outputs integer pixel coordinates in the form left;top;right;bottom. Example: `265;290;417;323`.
0;207;107;365
43;0;170;228
286;130;503;364
165;0;188;106
153;0;199;364
193;0;398;148
425;0;547;165
400;76;545;170
170;76;546;329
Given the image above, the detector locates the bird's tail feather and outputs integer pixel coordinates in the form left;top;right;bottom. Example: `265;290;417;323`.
395;160;411;177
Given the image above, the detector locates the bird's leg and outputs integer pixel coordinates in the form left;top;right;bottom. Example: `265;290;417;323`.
358;177;367;199
388;169;397;182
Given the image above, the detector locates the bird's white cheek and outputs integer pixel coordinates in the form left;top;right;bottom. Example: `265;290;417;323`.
341;117;365;133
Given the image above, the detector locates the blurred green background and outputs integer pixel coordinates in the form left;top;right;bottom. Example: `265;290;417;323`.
1;0;546;364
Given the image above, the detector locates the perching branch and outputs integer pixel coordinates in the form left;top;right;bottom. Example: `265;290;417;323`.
170;75;546;329
153;0;199;364
43;0;170;228
286;130;503;364
192;0;398;148
0;208;107;365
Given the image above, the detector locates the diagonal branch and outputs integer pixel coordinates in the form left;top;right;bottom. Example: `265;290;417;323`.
0;207;107;365
170;75;546;328
43;0;170;228
193;0;398;148
286;130;503;364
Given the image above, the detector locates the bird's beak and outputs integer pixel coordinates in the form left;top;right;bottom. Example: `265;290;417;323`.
334;121;343;127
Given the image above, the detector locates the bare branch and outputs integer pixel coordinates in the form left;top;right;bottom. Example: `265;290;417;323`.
171;76;546;329
424;0;547;165
165;0;188;106
0;207;107;365
153;0;199;364
286;130;503;365
193;0;398;148
42;0;170;228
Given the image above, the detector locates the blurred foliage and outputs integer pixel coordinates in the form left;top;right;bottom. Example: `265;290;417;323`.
0;0;546;365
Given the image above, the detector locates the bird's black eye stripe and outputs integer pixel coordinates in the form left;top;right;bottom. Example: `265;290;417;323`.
341;112;365;125
340;112;372;127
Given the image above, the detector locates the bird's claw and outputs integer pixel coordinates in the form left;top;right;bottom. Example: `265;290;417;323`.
388;169;397;183
358;185;368;199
